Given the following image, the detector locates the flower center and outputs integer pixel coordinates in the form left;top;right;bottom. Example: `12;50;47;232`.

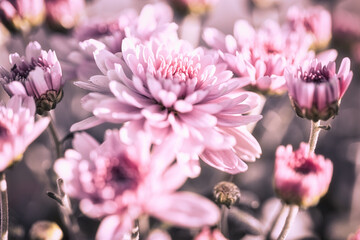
303;66;329;83
159;55;200;82
95;154;140;195
293;158;318;174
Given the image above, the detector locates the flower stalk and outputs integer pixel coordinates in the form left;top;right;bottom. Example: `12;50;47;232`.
0;172;8;240
308;120;321;153
277;205;299;240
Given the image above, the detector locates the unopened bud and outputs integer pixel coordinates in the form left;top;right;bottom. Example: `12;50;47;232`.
213;181;240;208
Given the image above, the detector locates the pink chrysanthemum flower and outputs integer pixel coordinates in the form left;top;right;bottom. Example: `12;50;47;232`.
285;57;353;121
203;19;311;95
0;0;45;33
60;3;178;82
72;38;262;176
0;95;50;171
287;6;332;50
45;0;85;30
54;129;220;239
274;142;333;208
0;41;64;115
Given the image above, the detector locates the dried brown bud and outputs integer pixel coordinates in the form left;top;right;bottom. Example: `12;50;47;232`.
213;181;240;208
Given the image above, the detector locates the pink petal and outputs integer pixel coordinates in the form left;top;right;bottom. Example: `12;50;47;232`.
70;116;105;132
96;215;133;240
147;192;220;228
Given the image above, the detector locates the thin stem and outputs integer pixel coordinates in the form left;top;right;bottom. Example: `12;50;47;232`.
219;205;229;237
266;203;287;240
276;205;299;240
308;120;321;153
0;172;8;240
46;114;62;159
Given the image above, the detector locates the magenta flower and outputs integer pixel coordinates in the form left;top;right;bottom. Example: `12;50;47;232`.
54;129;220;239
203;19;311;95
72;38;262;176
0;41;64;115
0;0;45;33
287;6;332;50
45;0;85;30
274;143;333;208
285;57;353;121
0;95;50;171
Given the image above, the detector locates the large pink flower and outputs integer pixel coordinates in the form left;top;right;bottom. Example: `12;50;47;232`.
0;41;64;115
54;129;220;239
285;57;353;121
203;19;312;95
72;37;262;176
0;95;50;171
274;142;333;208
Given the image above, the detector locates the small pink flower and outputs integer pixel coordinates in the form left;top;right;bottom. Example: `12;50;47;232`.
203;19;311;95
274;143;333;208
287;6;332;50
54;129;220;239
72;38;262;176
195;227;227;240
285;57;353;121
0;95;50;171
45;0;85;30
0;0;45;33
0;41;65;115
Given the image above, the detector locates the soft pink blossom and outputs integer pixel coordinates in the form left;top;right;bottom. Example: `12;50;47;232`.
194;227;227;240
72;37;262;176
287;6;332;49
45;0;85;30
285;57;353;121
0;41;64;115
274;143;333;208
59;3;178;82
0;0;45;32
203;19;311;95
54;129;220;239
0;95;50;171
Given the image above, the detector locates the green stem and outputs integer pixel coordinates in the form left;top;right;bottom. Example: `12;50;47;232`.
276;205;299;240
0;172;8;240
47;115;62;159
266;203;287;240
308;120;321;153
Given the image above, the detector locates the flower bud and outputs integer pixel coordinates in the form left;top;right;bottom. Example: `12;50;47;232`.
274;143;333;208
213;181;240;208
285;57;353;121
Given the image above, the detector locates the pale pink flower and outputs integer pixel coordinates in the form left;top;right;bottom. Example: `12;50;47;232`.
0;95;50;171
194;227;227;240
72;38;262;176
203;19;311;95
0;0;45;32
54;129;220;239
274;143;333;208
287;6;332;50
285;57;353;121
45;0;85;30
0;41;64;115
61;3;177;82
